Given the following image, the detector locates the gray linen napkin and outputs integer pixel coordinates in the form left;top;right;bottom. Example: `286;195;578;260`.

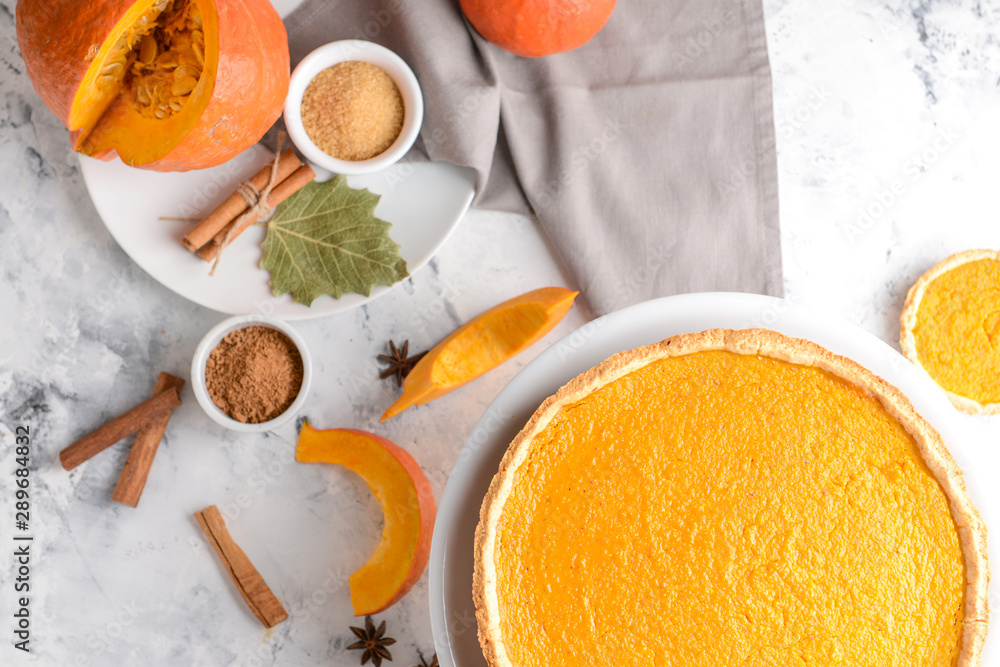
282;0;783;316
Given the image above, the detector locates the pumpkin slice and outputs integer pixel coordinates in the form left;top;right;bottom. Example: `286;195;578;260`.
381;287;578;421
296;424;436;616
16;0;288;171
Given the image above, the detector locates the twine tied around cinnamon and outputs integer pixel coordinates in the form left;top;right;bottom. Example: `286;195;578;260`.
210;133;286;275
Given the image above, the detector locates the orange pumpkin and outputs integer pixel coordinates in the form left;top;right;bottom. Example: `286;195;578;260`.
16;0;289;171
459;0;616;57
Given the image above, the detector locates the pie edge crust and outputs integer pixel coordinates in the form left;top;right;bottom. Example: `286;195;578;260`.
900;248;1000;415
473;328;990;667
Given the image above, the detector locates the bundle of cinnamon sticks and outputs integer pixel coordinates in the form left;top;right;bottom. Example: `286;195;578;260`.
182;149;315;263
59;372;184;507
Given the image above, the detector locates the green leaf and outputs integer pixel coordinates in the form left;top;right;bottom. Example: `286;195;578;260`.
261;175;408;305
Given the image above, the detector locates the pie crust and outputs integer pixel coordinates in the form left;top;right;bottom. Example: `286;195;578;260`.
900;248;1000;415
474;328;989;666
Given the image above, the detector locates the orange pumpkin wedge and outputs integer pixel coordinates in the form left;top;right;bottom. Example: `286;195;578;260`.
296;424;436;616
381;287;578;421
16;0;289;171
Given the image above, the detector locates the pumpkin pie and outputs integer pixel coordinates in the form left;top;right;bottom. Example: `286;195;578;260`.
901;249;1000;415
474;329;988;667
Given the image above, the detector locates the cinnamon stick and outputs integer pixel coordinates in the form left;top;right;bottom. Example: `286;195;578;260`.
195;505;289;628
197;164;317;262
182;149;302;252
111;373;185;507
59;386;183;471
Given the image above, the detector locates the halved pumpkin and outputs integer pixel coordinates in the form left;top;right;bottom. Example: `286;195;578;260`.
16;0;289;171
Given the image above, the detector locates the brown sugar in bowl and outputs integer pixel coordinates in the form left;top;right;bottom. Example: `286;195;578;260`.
284;40;424;175
301;61;405;162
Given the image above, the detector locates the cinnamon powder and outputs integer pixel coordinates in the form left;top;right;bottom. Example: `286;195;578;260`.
205;326;303;424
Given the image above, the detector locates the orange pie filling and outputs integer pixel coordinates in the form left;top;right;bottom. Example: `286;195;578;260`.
494;351;966;666
912;257;1000;405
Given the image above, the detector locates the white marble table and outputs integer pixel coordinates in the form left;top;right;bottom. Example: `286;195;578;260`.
1;0;998;665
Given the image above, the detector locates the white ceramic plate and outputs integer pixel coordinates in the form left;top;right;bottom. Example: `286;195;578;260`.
428;292;998;666
79;148;475;319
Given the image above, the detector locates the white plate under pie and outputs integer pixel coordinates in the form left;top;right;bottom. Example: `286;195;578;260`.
428;292;998;667
79;148;475;319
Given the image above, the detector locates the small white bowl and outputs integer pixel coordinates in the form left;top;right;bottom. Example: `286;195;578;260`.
191;314;312;432
284;40;424;175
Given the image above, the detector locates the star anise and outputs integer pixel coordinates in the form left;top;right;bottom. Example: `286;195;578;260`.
378;340;427;387
347;616;396;666
412;653;438;667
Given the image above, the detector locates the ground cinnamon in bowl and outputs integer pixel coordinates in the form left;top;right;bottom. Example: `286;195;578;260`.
300;61;404;161
205;326;303;424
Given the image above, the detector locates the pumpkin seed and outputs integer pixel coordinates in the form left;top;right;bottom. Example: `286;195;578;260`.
177;50;199;67
137;85;152;105
109;33;128;55
155;52;179;69
100;61;124;78
172;76;198;96
175;65;199;80
139;35;157;64
154;108;166;119
170;101;184;112
191;42;204;66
